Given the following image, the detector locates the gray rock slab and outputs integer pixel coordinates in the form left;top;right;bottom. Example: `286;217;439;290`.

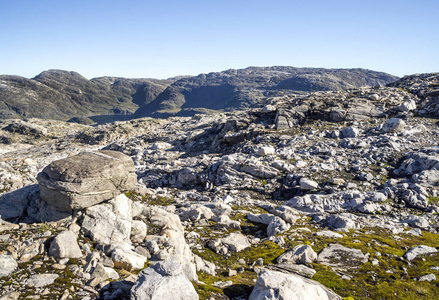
318;244;368;268
25;273;59;287
270;263;317;278
314;231;344;239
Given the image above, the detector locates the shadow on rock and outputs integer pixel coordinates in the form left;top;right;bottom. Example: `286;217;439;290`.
223;284;253;299
0;184;71;224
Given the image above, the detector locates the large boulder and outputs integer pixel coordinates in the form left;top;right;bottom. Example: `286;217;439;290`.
130;261;199;300
249;269;341;300
37;150;136;211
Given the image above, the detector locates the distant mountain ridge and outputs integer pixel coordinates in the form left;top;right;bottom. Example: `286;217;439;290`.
0;67;399;122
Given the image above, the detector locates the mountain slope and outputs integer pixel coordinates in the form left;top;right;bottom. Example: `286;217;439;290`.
0;70;173;121
0;67;398;121
136;66;399;117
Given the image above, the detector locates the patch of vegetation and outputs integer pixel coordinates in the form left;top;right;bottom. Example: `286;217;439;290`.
428;196;439;204
38;222;52;233
257;179;268;186
125;190;175;206
310;227;439;299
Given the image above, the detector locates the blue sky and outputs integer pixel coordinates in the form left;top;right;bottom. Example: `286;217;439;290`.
1;0;438;79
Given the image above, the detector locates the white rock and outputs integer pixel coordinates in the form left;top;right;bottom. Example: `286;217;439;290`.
111;248;147;271
315;231;344;239
222;232;251;252
256;146;275;156
382;118;406;133
81;194;132;245
25;274;59;287
194;254;217;276
0;254;18;277
399;100;416;112
356;202;379;214
295;160;308;168
300;178;319;190
247;213;290;236
418;274;436;282
249;269;341;300
277;245;318;265
49;230;82;259
131;220;147;243
403;245;437;261
130;261;199;300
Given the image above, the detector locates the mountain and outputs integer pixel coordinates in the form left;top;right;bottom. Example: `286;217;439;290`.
0;70;173;121
0;67;399;122
137;66;398;117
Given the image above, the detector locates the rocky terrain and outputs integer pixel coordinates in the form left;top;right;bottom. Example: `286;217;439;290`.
0;67;398;122
0;72;439;299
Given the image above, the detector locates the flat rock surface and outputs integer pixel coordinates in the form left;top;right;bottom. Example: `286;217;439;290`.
25;274;59;287
318;244;368;268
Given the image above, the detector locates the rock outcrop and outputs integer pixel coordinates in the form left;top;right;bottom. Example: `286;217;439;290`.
130;261;199;300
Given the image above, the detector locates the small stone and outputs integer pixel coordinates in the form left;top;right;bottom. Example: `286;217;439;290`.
418;274;436;282
277;244;318;265
256;146;275;156
111;248;147;271
382;118;406;133
52;264;66;270
300;178;319;190
25;274;59;287
341;126;360;138
228;269;238;276
329;178;345;185
256;258;264;266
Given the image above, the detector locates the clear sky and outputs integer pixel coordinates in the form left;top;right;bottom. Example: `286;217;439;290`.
1;0;438;79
